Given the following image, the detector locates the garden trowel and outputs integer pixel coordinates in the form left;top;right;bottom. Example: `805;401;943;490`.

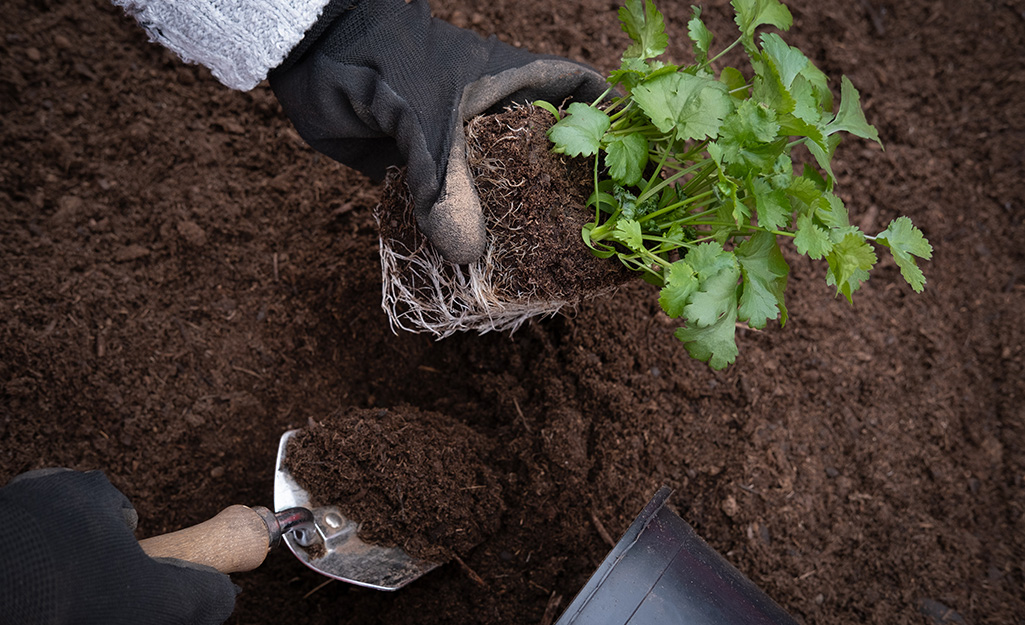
137;429;438;590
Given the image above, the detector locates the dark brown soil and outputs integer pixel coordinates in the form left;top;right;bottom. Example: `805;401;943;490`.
2;1;1024;625
286;405;504;563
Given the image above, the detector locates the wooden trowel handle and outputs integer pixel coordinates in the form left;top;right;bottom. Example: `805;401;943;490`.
139;505;279;574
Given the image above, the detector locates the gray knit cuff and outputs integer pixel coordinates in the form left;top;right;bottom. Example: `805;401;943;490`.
113;0;331;90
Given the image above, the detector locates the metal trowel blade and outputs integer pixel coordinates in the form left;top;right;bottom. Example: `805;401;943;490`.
273;429;439;591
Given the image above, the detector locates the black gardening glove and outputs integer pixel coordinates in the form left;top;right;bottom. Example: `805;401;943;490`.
269;0;609;263
0;470;237;625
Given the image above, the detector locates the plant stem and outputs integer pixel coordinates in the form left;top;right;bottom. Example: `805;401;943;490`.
679;163;716;197
639;190;715;224
705;36;743;67
636;159;711;205
697;222;797;238
590;86;615;108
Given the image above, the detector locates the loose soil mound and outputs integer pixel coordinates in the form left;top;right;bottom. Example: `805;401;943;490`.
286;406;504;563
2;1;1023;625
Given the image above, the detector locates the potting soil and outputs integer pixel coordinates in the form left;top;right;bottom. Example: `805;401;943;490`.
2;1;1024;624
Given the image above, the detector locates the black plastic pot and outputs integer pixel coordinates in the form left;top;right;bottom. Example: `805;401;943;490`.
555;487;799;625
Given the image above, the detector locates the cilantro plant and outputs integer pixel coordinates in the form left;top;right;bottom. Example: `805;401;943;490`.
535;0;931;370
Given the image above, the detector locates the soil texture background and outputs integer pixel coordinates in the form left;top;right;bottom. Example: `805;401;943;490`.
2;1;1024;624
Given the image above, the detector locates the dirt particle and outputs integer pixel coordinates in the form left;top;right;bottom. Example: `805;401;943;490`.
722;494;738;517
52;195;83;225
114;244;150;262
177;220;208;247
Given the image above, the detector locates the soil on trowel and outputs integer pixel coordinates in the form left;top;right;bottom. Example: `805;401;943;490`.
378;104;631;302
285;406;504;563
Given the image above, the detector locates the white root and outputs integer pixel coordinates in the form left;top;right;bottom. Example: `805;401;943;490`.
377;231;568;339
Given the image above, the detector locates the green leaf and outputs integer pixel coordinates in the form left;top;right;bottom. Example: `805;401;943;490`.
716;99;782;173
750;177;792;231
800;62;833;111
705;148;746;232
788;76;821;125
825;76;881;146
656;221;690;255
533;99;561;120
828;224;862;244
612;185;657;219
682;245;740;327
736;231;789;328
674;308;739;370
730;99;780;143
687;7;714;63
586;188;617;215
659;260;698;317
877;216;932;292
605;133;649;186
768;152;794;190
548;103;610;157
759;33;807;89
800;163;828;191
715;178;750;230
608;67;645;91
816;192;850;229
794;213;833;259
680;268;738;342
686;242;738;280
787;168;823;210
632;72;732;142
611;218;644;251
720;66;749;99
751;59;794;116
619;0;668;61
731;0;793;40
825;231;877;302
777;112;822;143
803;133;843;186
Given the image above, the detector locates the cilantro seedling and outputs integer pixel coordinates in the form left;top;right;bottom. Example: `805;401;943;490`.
537;0;931;370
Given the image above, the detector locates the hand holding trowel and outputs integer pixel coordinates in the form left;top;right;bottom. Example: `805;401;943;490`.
139;430;437;591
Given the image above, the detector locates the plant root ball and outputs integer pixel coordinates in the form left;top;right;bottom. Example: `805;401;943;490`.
376;104;631;338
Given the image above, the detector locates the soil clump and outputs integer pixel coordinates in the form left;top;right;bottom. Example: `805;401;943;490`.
286;406;504;563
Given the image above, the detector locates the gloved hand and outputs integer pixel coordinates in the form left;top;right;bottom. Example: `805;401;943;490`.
269;0;609;263
0;470;237;625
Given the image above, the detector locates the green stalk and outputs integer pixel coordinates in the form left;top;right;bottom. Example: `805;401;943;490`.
607;123;661;137
636;159;710;205
679;162;716;197
590;86;615;108
637;148;673;200
606;101;636;124
697;222;797;238
638;190;716;224
704;35;743;68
